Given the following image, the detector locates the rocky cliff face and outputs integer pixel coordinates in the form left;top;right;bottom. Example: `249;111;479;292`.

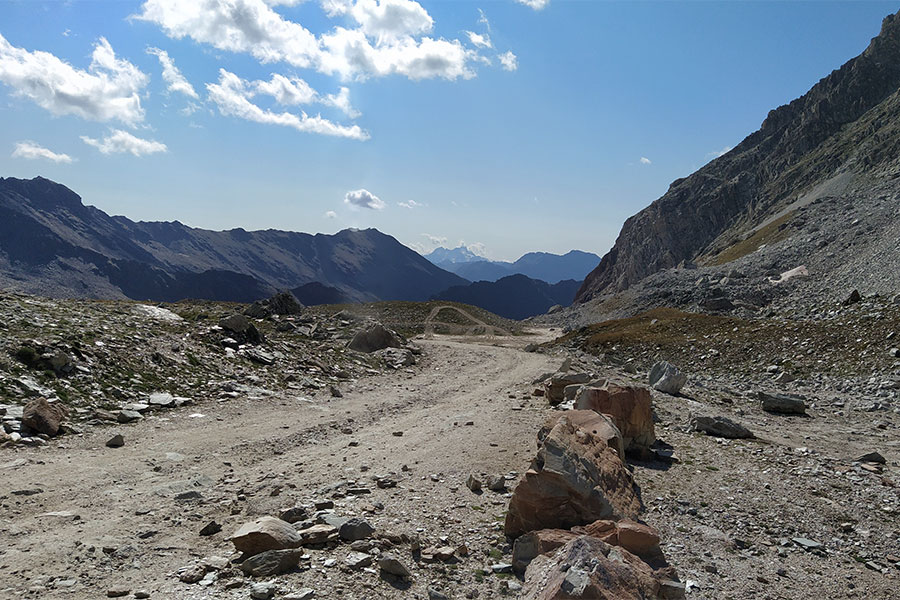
0;177;467;303
577;11;900;302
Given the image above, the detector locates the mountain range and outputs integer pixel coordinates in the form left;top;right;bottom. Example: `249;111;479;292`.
433;274;581;320
0;176;467;303
426;247;600;284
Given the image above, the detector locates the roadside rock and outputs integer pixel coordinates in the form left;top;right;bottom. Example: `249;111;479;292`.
22;398;69;437
375;347;416;369
231;516;304;557
574;381;655;454
543;372;592;405
348;323;404;353
378;553;411;578
648;361;687;395
689;415;754;439
505;411;641;538
240;548;304;576
758;391;807;415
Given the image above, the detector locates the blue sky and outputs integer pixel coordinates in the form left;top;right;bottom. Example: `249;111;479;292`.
0;0;897;260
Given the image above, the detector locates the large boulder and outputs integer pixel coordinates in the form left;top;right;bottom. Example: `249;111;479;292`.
505;411;641;538
520;536;684;600
543;372;592;405
245;291;305;318
574;382;655;454
240;549;304;576
220;314;263;345
375;347;416;369
230;517;304;557
648;361;687;395
348;323;404;353
22;398;69;437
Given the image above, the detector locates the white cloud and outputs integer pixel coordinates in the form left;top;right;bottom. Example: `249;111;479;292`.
207;69;369;140
135;0;476;81
324;86;360;118
147;47;199;99
477;8;491;32
324;210;338;218
397;199;422;208
81;129;168;156
253;73;360;117
12;141;74;163
465;31;491;49
498;50;517;71
421;233;446;246
707;146;733;159
515;0;549;10
0;34;148;125
344;188;384;210
639;156;652;165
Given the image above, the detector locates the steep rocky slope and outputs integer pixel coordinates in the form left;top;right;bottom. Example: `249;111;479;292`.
0;177;467;303
577;10;900;303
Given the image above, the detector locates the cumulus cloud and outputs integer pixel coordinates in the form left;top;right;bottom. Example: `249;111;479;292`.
0;34;148;125
498;50;517;71
81;129;168;156
421;233;446;246
639;156;652;165
397;199;422;208
344;188;384;210
207;69;369;139
465;31;491;49
253;73;360;117
324;210;338;218
12;141;74;163
147;47;198;98
136;0;476;81
515;0;549;10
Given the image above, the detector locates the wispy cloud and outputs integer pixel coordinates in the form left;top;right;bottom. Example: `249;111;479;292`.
398;199;423;209
344;188;385;210
639;156;652;165
707;146;733;159
81;129;167;156
324;210;338;219
0;34;147;125
465;31;492;49
12;141;74;163
147;47;198;99
207;69;368;140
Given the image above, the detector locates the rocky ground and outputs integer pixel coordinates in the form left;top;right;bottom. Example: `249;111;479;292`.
1;290;897;599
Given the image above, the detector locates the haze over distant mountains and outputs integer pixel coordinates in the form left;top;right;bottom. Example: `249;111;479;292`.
0;176;467;304
425;246;600;284
433;274;581;321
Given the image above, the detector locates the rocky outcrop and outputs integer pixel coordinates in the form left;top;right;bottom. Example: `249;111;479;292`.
543;372;592;405
576;11;900;302
504;411;641;537
347;323;404;353
573;382;655;454
244;291;304;318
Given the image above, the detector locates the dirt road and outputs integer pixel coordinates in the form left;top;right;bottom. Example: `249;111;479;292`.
0;333;558;599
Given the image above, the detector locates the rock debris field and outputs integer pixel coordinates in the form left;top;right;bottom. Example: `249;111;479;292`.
0;291;897;599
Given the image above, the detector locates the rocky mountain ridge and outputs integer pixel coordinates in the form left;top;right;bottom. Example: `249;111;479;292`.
429;248;600;284
577;10;900;304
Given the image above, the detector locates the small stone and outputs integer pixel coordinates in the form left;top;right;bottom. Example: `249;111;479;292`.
486;475;506;492
179;564;207;584
428;588;450;600
378;553;411;578
339;518;375;541
857;451;886;464
199;521;222;536
284;590;315;600
106;587;130;598
345;552;373;569
792;537;823;550
134;592;150;599
106;434;125;448
466;474;482;492
117;410;142;423
490;563;513;574
249;582;276;600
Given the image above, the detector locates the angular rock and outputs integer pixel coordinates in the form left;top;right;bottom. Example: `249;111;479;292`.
378;553;411;578
297;523;338;545
219;313;263;344
249;582;276;600
543;372;592;405
231;516;304;557
466;474;482;492
244;291;304;318
148;392;175;408
240;549;303;576
22;398;69;437
487;475;506;492
689;415;753;439
339;518;375;541
858;451;886;464
758;391;807;415
375;347;416;369
345;551;374;569
520;536;681;600
117;410;143;424
279;506;309;524
105;434;125;448
574;382;655;454
504;411;640;538
348;323;404;353
648;361;687;395
512;529;579;572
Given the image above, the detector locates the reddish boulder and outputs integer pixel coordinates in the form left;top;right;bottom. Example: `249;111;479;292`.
520;536;684;600
505;411;641;538
512;529;579;572
574;382;655;454
22;398;69;437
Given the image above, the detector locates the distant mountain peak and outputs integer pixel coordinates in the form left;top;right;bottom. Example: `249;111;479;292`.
424;245;487;265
